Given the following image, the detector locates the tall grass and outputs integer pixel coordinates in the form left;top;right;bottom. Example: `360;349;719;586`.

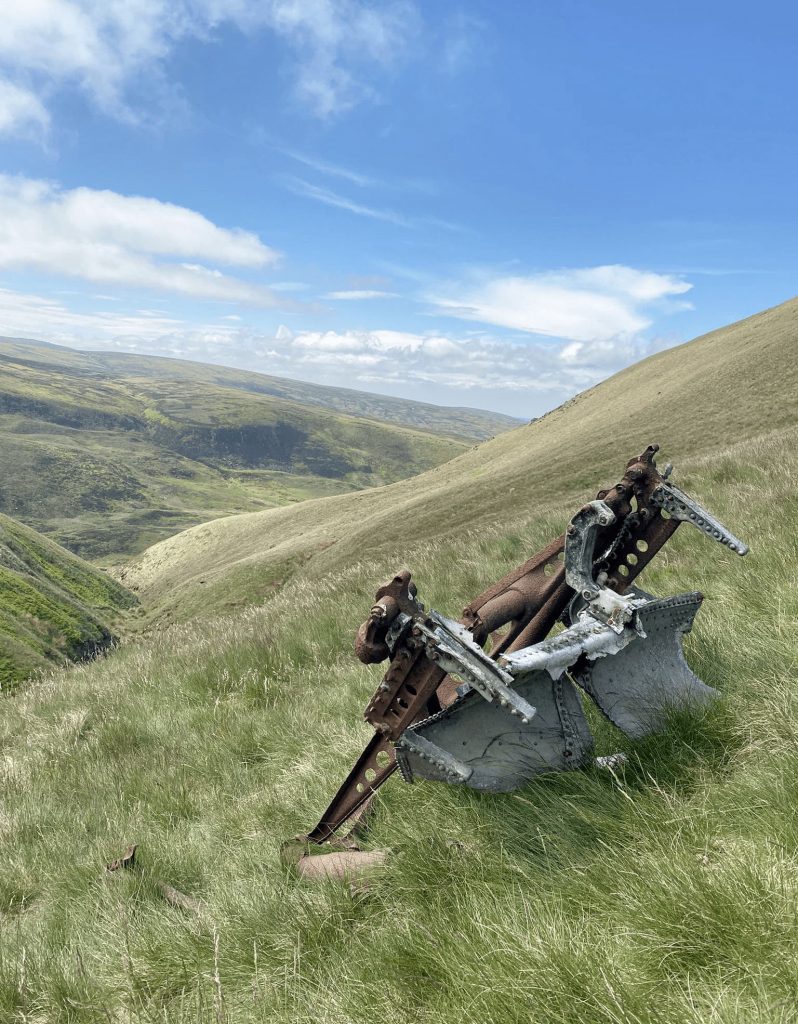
0;428;796;1022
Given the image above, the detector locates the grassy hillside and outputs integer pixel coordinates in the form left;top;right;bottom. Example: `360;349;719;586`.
92;346;522;440
0;512;136;688
0;336;507;560
0;336;520;441
125;296;798;623
0;299;796;1021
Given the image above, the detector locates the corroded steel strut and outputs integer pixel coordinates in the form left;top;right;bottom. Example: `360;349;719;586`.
299;444;747;847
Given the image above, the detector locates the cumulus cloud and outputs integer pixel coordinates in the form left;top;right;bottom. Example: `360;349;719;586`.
429;265;692;342
0;175;284;305
0;0;421;136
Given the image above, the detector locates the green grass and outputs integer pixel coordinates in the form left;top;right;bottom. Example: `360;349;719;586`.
0;337;515;561
0;514;137;688
0;428;795;1021
1;300;797;1020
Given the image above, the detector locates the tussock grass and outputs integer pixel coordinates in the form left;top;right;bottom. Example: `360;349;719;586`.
0;427;796;1022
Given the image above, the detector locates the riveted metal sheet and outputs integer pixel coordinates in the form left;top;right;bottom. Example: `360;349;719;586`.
395;668;593;792
571;592;716;738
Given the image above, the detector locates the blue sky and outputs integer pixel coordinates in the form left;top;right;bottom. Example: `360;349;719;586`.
0;1;796;417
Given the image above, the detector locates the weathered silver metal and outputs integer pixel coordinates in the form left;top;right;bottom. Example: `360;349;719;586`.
414;610;536;722
571;591;715;738
395;584;714;791
564;499;616;602
650;481;749;554
396;667;593;792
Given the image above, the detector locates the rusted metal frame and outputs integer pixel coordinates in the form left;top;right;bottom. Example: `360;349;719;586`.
301;446;676;845
305;635;448;843
303;732;397;844
364;646;446;739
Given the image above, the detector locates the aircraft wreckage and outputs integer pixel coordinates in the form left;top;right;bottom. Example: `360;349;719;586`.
288;445;748;875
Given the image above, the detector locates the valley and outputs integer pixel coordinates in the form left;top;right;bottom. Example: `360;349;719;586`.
0;336;518;561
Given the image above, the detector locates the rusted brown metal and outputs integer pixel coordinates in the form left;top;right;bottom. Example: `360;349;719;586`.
296;444;742;850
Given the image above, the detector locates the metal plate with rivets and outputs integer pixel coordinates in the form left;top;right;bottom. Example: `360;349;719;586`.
571;592;716;738
395;668;593;792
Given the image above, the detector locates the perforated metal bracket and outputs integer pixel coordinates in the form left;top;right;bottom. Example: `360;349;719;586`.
414;610;537;723
651;481;749;555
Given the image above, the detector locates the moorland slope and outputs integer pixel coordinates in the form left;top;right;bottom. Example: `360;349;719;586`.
0;337;515;560
126;296;798;622
1;298;797;1021
0;512;135;687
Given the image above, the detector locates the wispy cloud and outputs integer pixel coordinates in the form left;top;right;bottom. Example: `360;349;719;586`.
282;176;412;226
0;78;50;139
323;289;400;300
0;0;423;138
281;148;376;187
282;175;465;232
440;11;489;76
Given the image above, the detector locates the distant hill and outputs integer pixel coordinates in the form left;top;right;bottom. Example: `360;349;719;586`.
0;336;519;439
0;512;136;687
123;296;798;623
0;337;518;560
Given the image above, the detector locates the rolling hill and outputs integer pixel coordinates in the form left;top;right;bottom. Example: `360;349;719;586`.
0;512;136;688
0;336;518;561
1;298;797;1021
124;295;798;623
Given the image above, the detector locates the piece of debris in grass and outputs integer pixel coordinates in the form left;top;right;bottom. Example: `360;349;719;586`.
157;882;207;917
106;843;137;872
287;847;388;882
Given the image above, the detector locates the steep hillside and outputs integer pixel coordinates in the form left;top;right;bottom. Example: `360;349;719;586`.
0;513;136;687
0;300;796;1021
0;336;502;560
125;296;798;623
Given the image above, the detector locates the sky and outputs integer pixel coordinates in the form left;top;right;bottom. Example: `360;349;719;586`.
0;1;796;418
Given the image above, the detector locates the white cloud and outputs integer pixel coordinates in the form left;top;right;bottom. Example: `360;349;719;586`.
0;285;676;404
281;148;376;187
0;175;284;305
282;176;412;225
429;265;692;342
282;175;465;231
324;289;399;300
0;287;186;340
0;0;421;137
0;79;51;137
440;11;486;76
0;257;693;416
